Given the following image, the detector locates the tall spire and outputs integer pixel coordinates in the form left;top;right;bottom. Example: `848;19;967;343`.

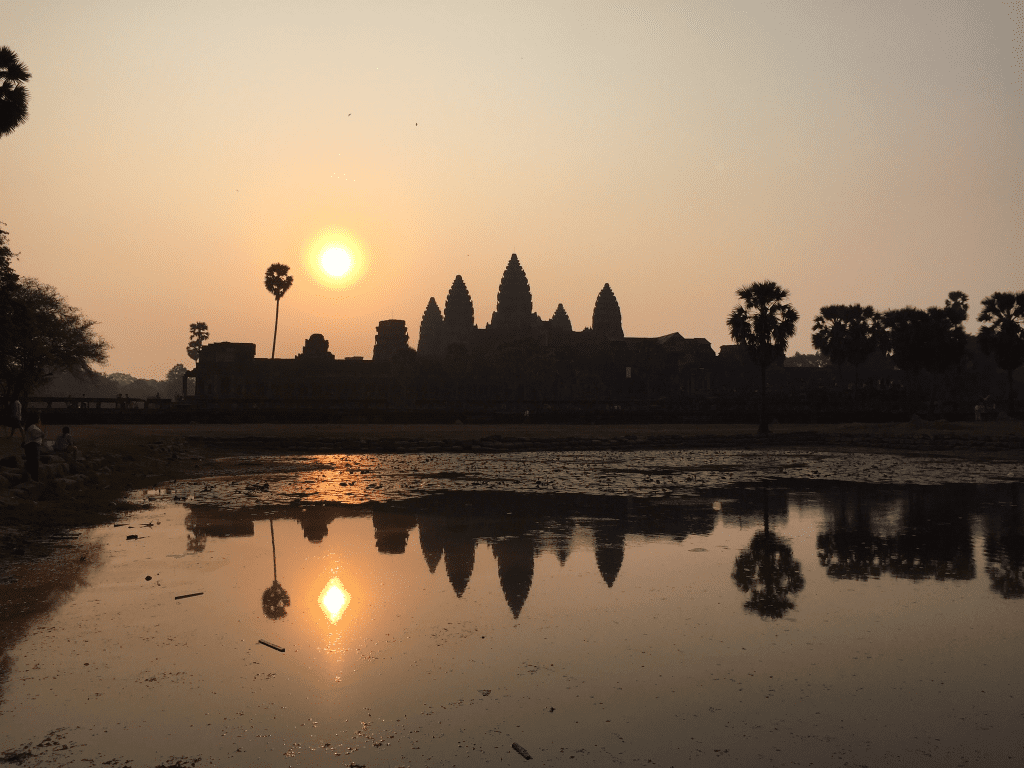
549;303;572;333
491;254;534;330
592;283;624;340
444;275;475;332
418;297;444;355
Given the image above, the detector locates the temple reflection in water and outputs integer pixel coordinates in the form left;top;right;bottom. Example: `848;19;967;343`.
182;481;1024;620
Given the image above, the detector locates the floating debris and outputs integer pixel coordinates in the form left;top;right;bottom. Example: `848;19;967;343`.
512;742;532;760
174;592;204;600
259;640;285;652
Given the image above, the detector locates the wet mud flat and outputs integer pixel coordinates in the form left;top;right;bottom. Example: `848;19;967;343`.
169;445;1024;509
1;438;1023;766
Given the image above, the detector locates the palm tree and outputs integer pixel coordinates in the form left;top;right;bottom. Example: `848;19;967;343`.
0;47;31;139
727;281;799;433
186;321;209;365
811;304;880;408
977;291;1024;415
263;264;293;360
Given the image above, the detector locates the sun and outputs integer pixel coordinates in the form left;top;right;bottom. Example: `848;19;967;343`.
321;246;353;277
305;228;368;289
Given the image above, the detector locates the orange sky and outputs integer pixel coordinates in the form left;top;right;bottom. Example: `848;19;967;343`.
1;1;1021;378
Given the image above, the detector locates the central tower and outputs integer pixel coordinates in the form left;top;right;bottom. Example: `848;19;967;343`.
489;254;535;333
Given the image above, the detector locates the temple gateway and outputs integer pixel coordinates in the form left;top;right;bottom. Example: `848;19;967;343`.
189;254;717;412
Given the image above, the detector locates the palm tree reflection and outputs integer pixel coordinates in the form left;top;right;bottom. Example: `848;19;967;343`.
732;494;805;619
262;519;291;620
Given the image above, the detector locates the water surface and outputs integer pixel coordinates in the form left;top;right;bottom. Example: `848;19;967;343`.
2;465;1022;766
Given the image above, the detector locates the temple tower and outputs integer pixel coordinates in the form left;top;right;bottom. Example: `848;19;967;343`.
295;333;335;361
592;283;624;340
444;275;475;333
490;254;535;332
418;297;445;356
549;303;572;333
372;319;411;362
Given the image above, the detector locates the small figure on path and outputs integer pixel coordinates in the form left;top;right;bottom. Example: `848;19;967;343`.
23;411;44;482
54;425;79;473
6;398;23;441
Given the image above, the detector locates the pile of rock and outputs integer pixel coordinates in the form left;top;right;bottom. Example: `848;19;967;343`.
0;453;106;505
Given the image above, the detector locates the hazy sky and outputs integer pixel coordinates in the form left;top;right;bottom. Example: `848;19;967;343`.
2;0;1021;379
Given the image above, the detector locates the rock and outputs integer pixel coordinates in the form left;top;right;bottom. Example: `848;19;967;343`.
11;480;45;501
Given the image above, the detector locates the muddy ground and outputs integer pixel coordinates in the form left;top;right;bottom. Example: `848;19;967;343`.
2;418;1021;578
3;419;1023;527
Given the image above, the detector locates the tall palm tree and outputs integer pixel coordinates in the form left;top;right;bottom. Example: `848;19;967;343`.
727;281;799;433
264;263;293;360
0;47;31;139
977;291;1024;415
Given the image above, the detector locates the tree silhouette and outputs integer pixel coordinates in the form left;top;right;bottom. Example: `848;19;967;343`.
732;508;805;619
264;264;294;360
0;47;31;139
880;293;968;412
261;519;290;620
186;321;209;365
811;304;880;405
977;292;1024;415
926;292;969;375
727;281;799;433
0;277;108;402
165;363;190;397
878;306;931;377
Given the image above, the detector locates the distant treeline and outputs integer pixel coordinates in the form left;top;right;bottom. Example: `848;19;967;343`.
34;364;188;400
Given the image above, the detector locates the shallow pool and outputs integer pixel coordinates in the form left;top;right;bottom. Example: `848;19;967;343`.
2;478;1022;766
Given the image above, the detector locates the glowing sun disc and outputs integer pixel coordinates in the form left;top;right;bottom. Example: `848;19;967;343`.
321;247;353;277
305;229;367;289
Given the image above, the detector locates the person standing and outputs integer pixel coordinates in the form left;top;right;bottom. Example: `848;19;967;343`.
24;412;44;482
6;398;23;441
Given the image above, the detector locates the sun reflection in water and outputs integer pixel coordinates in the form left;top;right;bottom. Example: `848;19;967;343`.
318;577;350;624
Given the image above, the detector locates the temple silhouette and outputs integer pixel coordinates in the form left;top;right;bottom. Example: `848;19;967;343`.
187;254;719;413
